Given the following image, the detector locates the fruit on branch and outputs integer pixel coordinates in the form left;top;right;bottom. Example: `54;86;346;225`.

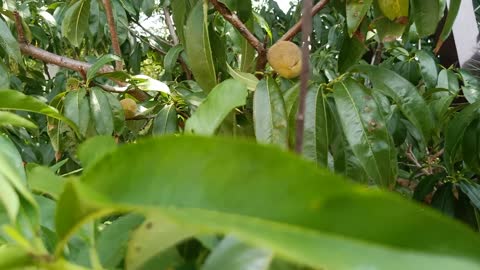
267;41;302;79
120;98;137;119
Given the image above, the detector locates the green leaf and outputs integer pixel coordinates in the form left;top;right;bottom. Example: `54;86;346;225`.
432;183;455;217
253;77;288;149
152;104;178;135
437;0;461;48
0;245;34;269
458;181;480;211
377;0;409;20
333;78;397;188
0;18;22;65
64;88;90;137
164;45;184;74
0;111;37;129
92;214;144;269
0;173;19;223
89;87;114;135
104;92;126;135
77;136;117;170
171;0;191;45
227;63;259;91
462;119;480;174
346;0;373;36
338;36;366;73
0;62;10;89
86;54;121;84
56;136;480;270
130;75;171;94
301;85;331;166
460;70;480;103
27;166;65;200
0;89;80;137
444;101;480;173
126;212;195;270
185;0;217;92
0;134;38;212
353;65;434;144
202;236;273;270
219;0;252;22
411;0;440;37
415;50;438;89
239;19;256;73
61;0;91;47
185;79;248;135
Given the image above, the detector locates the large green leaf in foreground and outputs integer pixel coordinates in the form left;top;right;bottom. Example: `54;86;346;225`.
56;136;480;269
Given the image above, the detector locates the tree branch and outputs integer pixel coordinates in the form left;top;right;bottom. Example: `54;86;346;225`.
295;0;313;154
163;7;179;45
280;0;330;41
102;0;123;71
209;0;265;54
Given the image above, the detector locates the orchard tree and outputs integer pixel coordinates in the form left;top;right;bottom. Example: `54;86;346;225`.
1;0;480;269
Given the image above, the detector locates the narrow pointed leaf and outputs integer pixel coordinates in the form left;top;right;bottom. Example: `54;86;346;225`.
253;77;288;149
89;87;114;135
185;0;217;92
0;111;37;129
353;65;434;144
55;136;480;270
185;79;248;135
333;78;397;187
152;104;178;135
61;0;91;47
0;18;22;65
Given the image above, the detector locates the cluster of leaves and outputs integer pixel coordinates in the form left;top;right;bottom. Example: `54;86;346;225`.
0;0;480;269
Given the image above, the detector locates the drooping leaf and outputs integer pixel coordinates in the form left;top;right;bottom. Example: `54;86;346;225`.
411;0;440;37
0;89;80;136
338;36;366;73
435;0;461;52
300;85;331;166
0;111;37;129
171;0;191;45
353;65;434;144
0;18;22;65
227;63;259;91
55;136;480;270
104;93;126;135
185;0;217;92
152;104;178;135
444;101;480;173
64;88;90;136
460;70;480;104
89;87;114;135
185;79;248;135
253;77;288;149
346;0;373;36
415;50;438;89
86;54;121;84
462;119;480;174
164;45;184;74
377;0;409;20
333;78;397;188
61;0;91;47
458;181;480;211
432;183;455;217
0;245;34;269
0;173;19;223
27;166;65;200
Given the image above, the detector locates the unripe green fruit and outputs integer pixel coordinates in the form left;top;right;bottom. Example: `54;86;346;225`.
267;41;302;79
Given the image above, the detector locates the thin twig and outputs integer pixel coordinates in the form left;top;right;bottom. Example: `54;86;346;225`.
295;0;313;153
103;0;123;70
280;0;330;41
163;7;179;45
406;145;431;175
132;19;174;47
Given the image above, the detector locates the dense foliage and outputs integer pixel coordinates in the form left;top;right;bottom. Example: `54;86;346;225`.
1;0;480;269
